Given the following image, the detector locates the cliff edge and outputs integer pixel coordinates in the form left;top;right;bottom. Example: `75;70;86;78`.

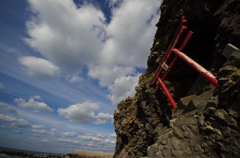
113;0;240;157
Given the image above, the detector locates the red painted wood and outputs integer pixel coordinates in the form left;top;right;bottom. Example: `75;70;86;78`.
173;48;219;87
150;16;218;110
157;77;177;109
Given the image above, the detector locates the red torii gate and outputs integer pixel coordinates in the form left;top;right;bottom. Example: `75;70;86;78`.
150;16;218;110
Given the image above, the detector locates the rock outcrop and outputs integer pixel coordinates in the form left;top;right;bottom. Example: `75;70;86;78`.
113;0;240;157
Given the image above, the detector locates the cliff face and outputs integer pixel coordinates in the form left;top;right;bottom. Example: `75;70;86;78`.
113;0;240;158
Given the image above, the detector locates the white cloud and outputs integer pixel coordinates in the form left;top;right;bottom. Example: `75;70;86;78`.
0;114;18;122
0;102;18;114
94;113;113;124
88;65;135;87
24;0;106;69
109;133;116;138
0;114;31;128
87;0;160;96
19;56;60;80
77;134;116;147
96;134;107;138
96;133;116;138
57;101;113;124
30;129;48;134
30;128;73;138
24;0;161;106
99;0;160;68
32;125;45;129
0;83;3;88
12;119;31;128
23;0;161;69
61;132;78;138
108;73;141;105
69;75;83;83
50;128;61;137
67;72;84;84
14;96;53;113
31;128;61;137
41;139;50;143
57;101;99;123
78;135;102;142
102;138;116;144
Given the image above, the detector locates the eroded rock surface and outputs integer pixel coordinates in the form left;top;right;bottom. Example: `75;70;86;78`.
114;0;240;157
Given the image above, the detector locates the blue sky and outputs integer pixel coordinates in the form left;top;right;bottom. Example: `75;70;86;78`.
0;0;162;154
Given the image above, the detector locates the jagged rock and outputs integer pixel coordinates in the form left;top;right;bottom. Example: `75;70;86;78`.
177;94;197;110
214;109;238;128
183;88;214;114
113;0;240;157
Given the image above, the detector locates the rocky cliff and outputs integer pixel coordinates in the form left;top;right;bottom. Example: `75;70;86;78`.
113;0;240;158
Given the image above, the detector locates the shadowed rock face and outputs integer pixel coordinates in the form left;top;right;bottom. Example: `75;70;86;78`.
113;0;240;158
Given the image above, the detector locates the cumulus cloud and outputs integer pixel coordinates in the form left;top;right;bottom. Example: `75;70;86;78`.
50;128;61;137
41;139;50;143
30;128;76;138
110;133;116;138
0;102;18;114
12;119;31;128
78;135;102;142
57;101;113;124
24;0;161;106
61;132;78;138
77;134;116;147
19;56;60;80
57;101;99;123
14;96;53;113
96;134;107;138
0;114;18;122
102;138;116;144
108;73;141;105
30;128;61;137
66;72;84;84
77;135;116;150
30;129;48;134
96;133;116;138
99;0;160;68
88;65;135;87
28;130;116;152
94;113;113;124
0;83;3;88
68;75;83;83
0;114;31;128
88;0;160;102
24;0;106;68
